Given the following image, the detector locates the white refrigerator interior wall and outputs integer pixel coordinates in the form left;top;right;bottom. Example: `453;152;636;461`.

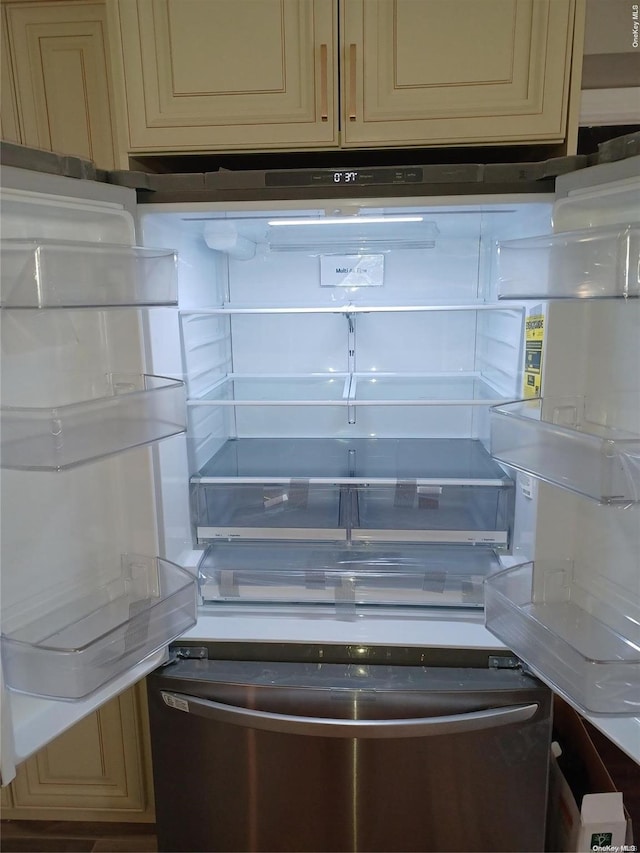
140;198;553;576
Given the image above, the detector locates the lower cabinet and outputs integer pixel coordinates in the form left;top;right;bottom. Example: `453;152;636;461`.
1;682;155;822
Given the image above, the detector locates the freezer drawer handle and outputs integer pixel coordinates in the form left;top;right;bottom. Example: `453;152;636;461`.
160;691;538;738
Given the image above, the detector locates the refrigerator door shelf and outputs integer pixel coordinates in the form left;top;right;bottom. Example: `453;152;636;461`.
200;542;502;609
484;561;640;715
0;555;197;701
496;224;640;300
490;396;640;504
1;373;186;471
0;240;178;308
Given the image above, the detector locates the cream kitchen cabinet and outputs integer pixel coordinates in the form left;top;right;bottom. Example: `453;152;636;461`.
110;0;584;157
341;0;583;149
1;683;155;822
1;6;21;143
1;0;120;169
109;0;339;157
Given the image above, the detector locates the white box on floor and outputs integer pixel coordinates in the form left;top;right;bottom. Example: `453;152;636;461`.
547;699;633;852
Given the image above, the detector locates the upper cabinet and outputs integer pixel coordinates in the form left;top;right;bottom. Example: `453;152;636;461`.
2;0;120;169
2;0;583;159
1;7;21;144
109;0;584;156
110;0;339;153
342;0;579;148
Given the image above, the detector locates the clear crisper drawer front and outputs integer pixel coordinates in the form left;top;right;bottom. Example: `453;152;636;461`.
1;555;197;700
192;483;344;541
496;226;640;299
0;240;178;307
1;373;186;471
190;438;514;544
200;542;501;608
490;397;640;504
484;562;640;715
353;484;511;546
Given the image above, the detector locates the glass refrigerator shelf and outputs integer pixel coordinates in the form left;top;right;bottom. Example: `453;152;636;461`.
188;375;512;408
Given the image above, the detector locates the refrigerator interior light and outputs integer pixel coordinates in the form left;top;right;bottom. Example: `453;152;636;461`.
266;216;439;254
267;215;426;226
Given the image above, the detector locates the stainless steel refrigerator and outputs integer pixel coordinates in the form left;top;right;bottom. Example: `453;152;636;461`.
1;142;638;852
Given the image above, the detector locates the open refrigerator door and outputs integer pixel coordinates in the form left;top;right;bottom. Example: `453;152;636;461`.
485;156;640;754
0;166;197;783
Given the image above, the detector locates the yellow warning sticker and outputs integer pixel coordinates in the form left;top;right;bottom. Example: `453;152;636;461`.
524;314;544;398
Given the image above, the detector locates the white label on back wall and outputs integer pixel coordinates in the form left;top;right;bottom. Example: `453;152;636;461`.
320;254;384;287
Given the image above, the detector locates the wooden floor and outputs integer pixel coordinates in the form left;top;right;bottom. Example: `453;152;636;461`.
1;730;638;852
0;822;157;853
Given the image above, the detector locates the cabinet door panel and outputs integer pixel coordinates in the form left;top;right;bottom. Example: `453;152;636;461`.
115;0;337;151
4;2;118;168
3;685;154;822
1;8;21;144
342;0;577;147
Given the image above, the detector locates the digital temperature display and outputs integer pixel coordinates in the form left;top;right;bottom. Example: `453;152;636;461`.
332;171;359;183
265;168;423;188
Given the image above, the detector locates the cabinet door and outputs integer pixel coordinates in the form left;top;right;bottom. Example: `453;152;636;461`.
3;0;119;168
2;684;154;822
112;0;337;152
341;0;579;148
1;7;21;144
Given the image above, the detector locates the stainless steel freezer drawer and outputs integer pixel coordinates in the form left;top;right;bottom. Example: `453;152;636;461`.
147;652;551;852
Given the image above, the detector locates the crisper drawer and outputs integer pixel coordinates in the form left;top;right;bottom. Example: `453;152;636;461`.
192;481;512;546
191;438;514;544
200;542;502;608
192;482;345;541
352;484;512;546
